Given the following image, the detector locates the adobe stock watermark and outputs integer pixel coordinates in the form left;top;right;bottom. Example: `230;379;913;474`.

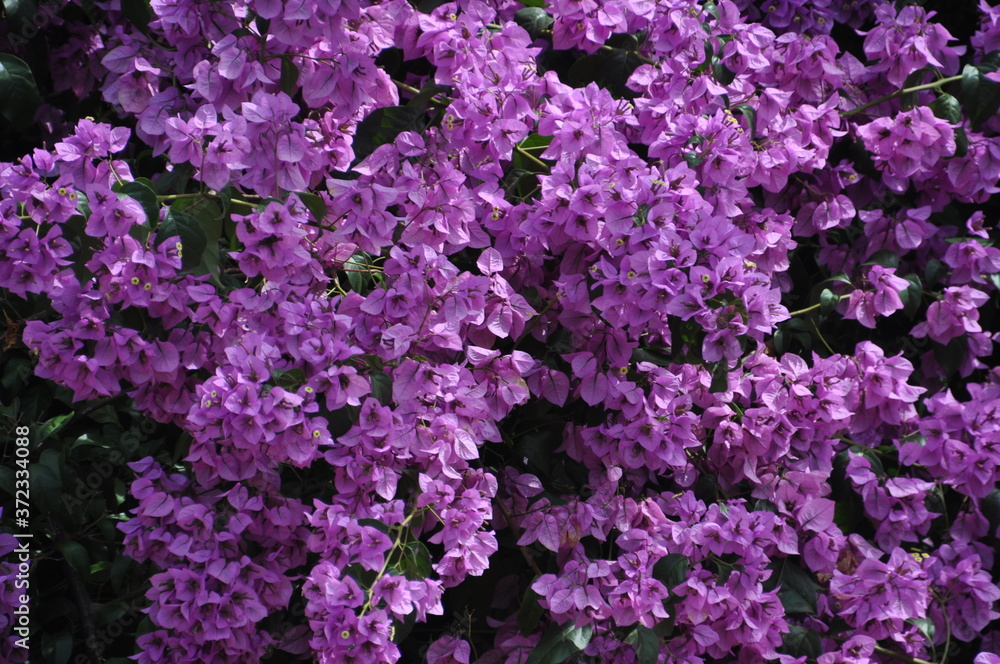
9;425;32;652
5;0;61;51
75;596;147;664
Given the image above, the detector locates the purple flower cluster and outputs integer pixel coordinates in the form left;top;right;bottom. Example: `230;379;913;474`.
3;0;1000;662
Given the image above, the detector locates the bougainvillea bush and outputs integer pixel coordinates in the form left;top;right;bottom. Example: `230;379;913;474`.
4;0;1000;662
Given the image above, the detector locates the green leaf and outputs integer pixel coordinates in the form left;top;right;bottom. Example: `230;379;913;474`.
0;53;41;129
405;83;451;110
732;104;757;141
518;585;546;636
370;370;393;406
514;6;553;39
712;59;736;86
565;48;645;99
525;622;593;664
519;0;547;6
121;0;152;33
343;252;376;293
901;274;922;318
781;625;822;660
954;125;969;158
280;55;299;96
114;179;160;231
934;337;967;377
157;207;208;271
39;413;72;442
652;553;690;590
925;258;946;286
297;191;327;224
819;288;840;316
930;92;961;124
776;559;821;615
709;362;728;393
908;618;935;643
959;61;1000;128
402;540;432;578
863;249;899;269
2;0;37;25
625;625;661;664
352;106;427;166
41;630;73;664
58;540;90;577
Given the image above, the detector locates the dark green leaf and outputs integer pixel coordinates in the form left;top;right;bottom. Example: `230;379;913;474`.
121;0;151;33
114;179;160;232
357;518;391;534
709;362;728;393
514;6;553;39
954;125;969;158
958;62;1000;128
901;274;922;318
524;621;593;664
930;92;961;124
297;191;327;223
97;601;129;627
773;328;786;355
403;540;432;578
405;83;452;110
518;585;546;635
519;0;547;6
351;106;427;166
934;337;967;377
565;49;644;99
280;55;299;96
781;625;822;660
777;559;820;615
712;59;736;86
41;630;73;664
0;53;41;129
754;499;779;513
899;68;932;110
58;540;90;577
39;414;72;442
819;288;840;316
625;625;661;664
925;258;946;286
157;208;207;271
863;249;899;268
344;252;375;293
652;553;690;590
989;272;1000;293
732;104;757;141
370;370;392;406
2;0;36;25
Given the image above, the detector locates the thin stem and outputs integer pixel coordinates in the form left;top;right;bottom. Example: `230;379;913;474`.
359;509;421;617
811;316;835;355
843;74;963;117
788;301;822;317
514;144;550;171
872;646;936;664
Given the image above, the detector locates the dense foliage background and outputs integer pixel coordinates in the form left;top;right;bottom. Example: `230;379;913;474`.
3;0;1000;663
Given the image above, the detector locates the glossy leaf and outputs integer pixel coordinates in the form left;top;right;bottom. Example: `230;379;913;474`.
0;53;41;128
352;106;427;166
515;7;553;39
525;622;593;664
